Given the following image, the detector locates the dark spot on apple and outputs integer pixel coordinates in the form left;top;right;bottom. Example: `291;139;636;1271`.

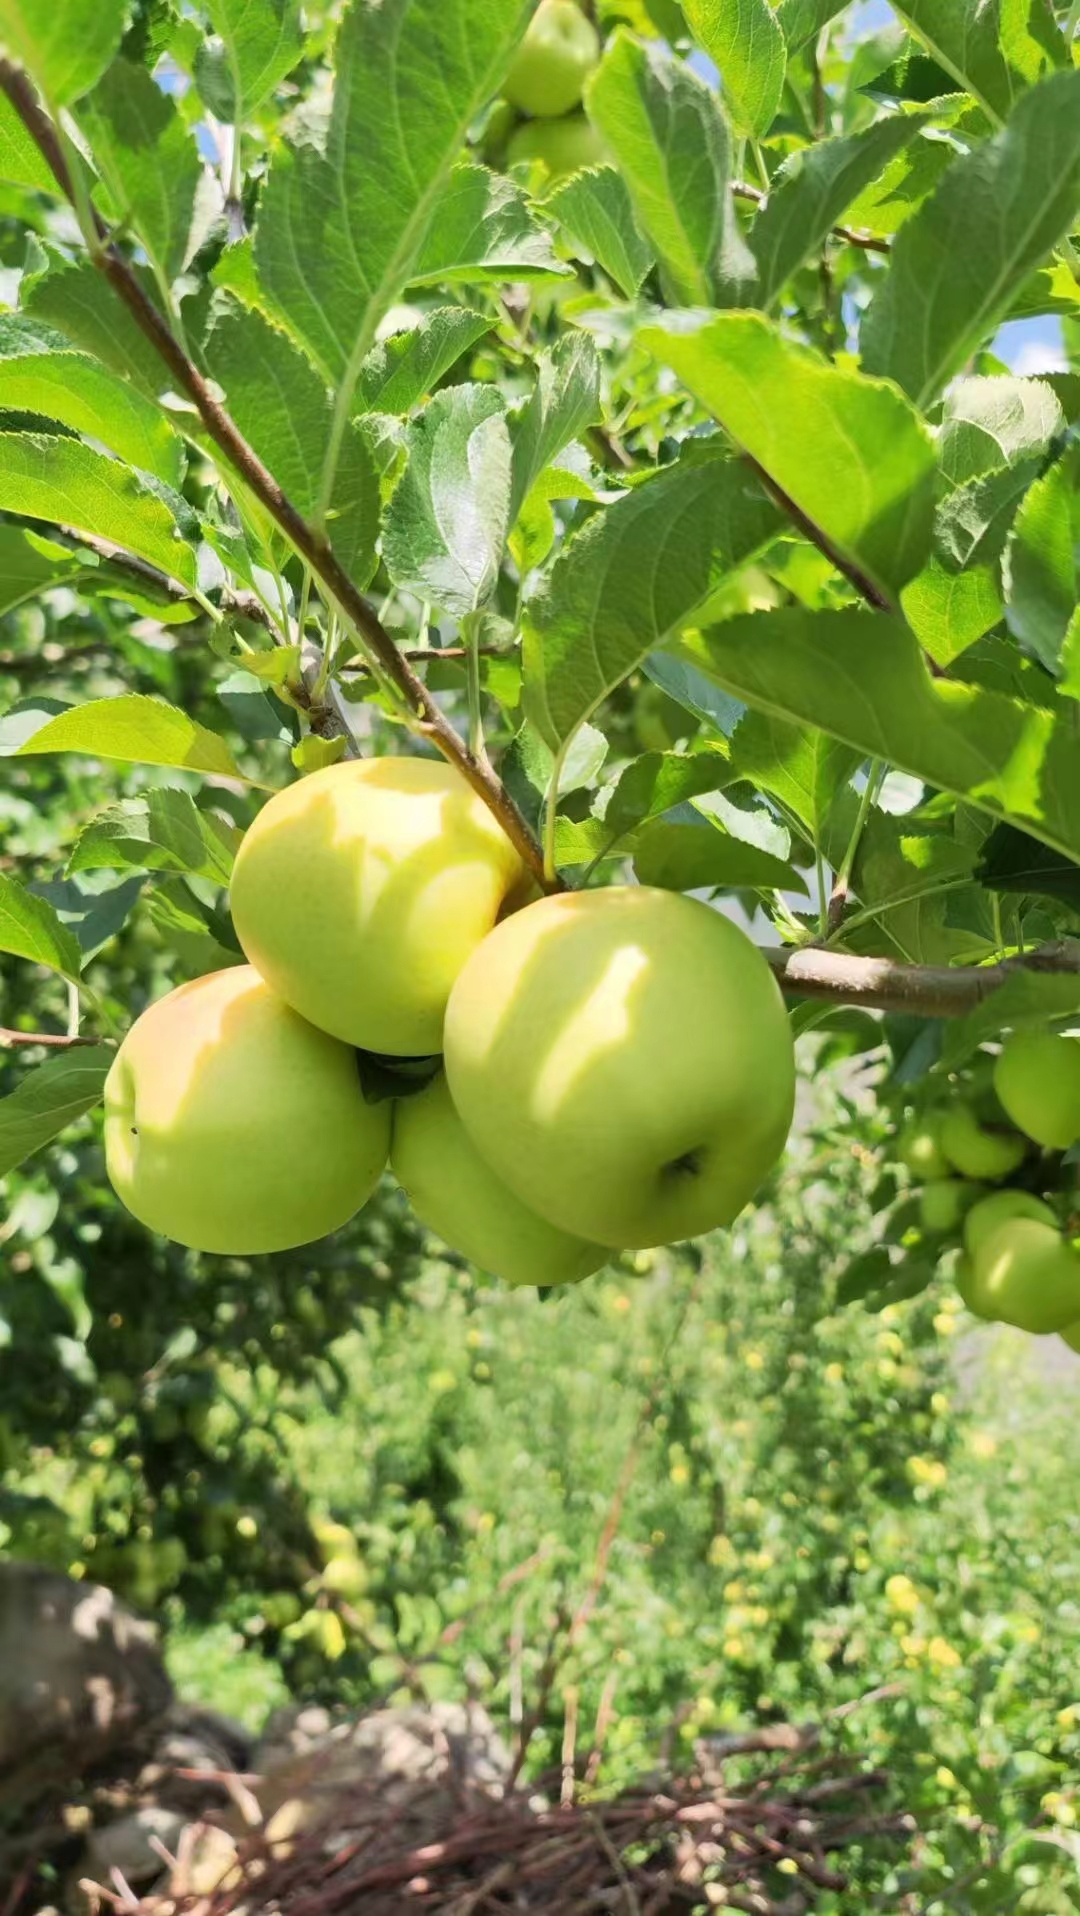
664;1148;703;1179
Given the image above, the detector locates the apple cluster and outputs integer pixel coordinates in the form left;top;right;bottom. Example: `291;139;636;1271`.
104;756;797;1287
897;1031;1080;1347
486;0;607;186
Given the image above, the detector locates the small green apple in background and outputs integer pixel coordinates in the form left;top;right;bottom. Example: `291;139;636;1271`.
506;113;607;184
963;1189;1058;1260
918;1179;983;1237
230;756;527;1055
994;1029;1080;1150
444;887;795;1250
897;1113;950;1181
104;967;389;1254
392;1072;608;1288
938;1102;1025;1182
963;1216;1080;1334
503;0;600;118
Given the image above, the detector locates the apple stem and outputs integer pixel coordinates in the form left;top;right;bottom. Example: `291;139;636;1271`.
0;59;556;897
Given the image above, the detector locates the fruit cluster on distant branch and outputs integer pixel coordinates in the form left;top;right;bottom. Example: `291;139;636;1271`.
894;1033;1080;1347
485;0;607;185
105;756;796;1284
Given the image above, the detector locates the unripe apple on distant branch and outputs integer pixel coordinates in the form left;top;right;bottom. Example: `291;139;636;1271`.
897;1114;950;1182
444;887;795;1250
230;756;528;1056
503;0;600;118
392;1072;608;1288
964;1216;1080;1334
918;1179;983;1237
994;1029;1080;1150
963;1189;1058;1260
506;112;607;183
104;967;389;1254
938;1103;1025;1183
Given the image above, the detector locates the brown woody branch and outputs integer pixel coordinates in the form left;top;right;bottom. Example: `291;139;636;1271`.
0;59;550;891
0;1027;101;1049
765;942;1080;1020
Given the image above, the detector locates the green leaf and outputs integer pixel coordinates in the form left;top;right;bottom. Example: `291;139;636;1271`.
382;384;512;616
643;649;745;734
196;0;304;122
0;91;59;191
1003;457;1078;675
0;1047;112;1182
23;254;171;402
9;695;247;781
861;71;1080;410
79;58;202;283
978;822;1080;913
205;302;379;584
937;374;1065;483
254;0;531;387
891;0;1067;125
410;162;570;289
683;0;785;139
0;318;183;485
633;814;804;893
523;446;780;753
587;31;748;306
941;966;1080;1068
0;431;197;584
546;166;656;299
0;525;83;617
835;1245;895;1308
727;711;859;844
510;332;601;523
604;748;733;839
68;791;238;885
775;0;847;53
354;308;491;416
676;605;1080;864
0;0;130;106
640;311;936;604
727;113;931;309
0;872;81;980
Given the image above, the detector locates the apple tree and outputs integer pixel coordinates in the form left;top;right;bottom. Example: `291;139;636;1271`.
2;0;1080;1583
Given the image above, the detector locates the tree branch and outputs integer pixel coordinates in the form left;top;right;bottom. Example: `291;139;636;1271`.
0;60;551;893
0;1027;102;1049
765;943;1080;1020
731;181;891;256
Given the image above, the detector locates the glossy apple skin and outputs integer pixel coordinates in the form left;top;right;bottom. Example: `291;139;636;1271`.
392;1073;608;1289
507;113;607;183
919;1179;982;1237
444;887;795;1250
503;0;600;118
963;1189;1058;1260
939;1103;1025;1183
966;1217;1080;1334
104;967;389;1254
994;1029;1080;1150
229;757;527;1056
897;1115;950;1182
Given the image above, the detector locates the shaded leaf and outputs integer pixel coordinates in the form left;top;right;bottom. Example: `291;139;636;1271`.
546;165;656;298
861;71;1080;409
978;822;1080;913
640;310;935;603
683;0;785;138
523;446;780;752
23;254;172;401
605;748;733;838
31;873;146;958
676;605;1080;862
79;58;202;282
892;0;1067;124
354;308;490;416
587;31;748;305
510;332;600;523
0;525;84;618
941;963;1080;1067
1003;457;1078;675
633;813;804;893
727;711;859;843
0;872;81;980
69;791;237;884
382;384;512;616
0;1047;112;1182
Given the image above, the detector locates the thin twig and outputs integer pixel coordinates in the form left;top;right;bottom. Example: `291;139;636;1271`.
0;58;551;893
732;180;891;255
0;1026;103;1049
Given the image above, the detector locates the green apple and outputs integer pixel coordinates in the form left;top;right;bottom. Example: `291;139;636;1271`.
994;1029;1080;1150
230;756;527;1055
963;1188;1058;1260
104;966;389;1254
503;0;600;118
966;1217;1080;1333
939;1103;1025;1183
444;887;795;1250
392;1072;608;1287
897;1114;950;1182
919;1179;983;1237
507;112;607;184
